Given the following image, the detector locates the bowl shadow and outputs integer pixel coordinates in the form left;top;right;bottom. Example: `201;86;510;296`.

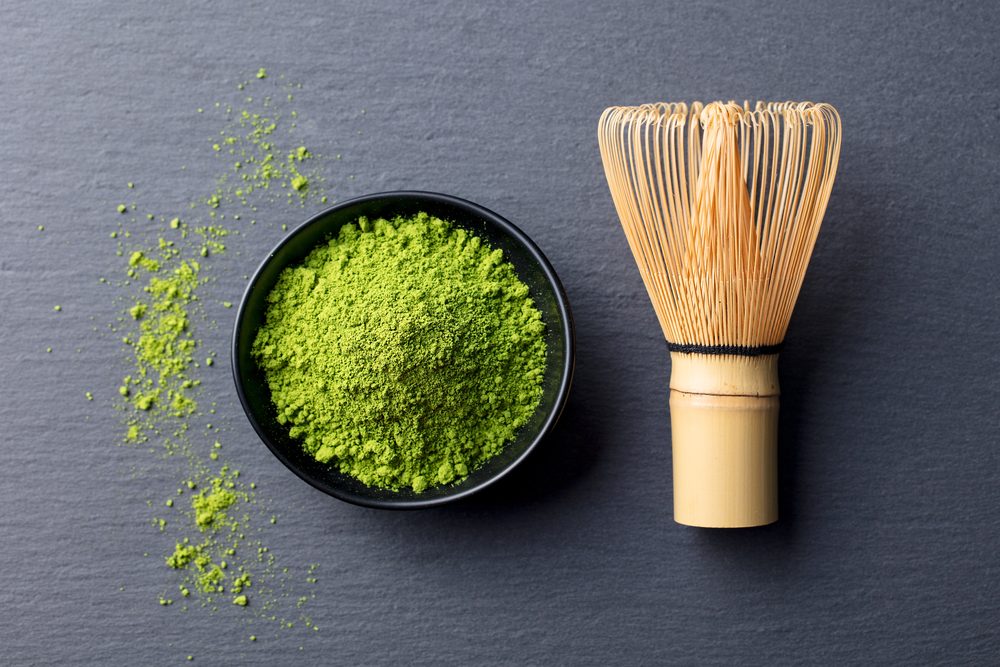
232;191;575;509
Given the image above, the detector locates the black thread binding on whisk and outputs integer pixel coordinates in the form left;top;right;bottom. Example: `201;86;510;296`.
667;342;783;356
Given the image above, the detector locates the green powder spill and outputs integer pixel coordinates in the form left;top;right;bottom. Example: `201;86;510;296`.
192;472;238;529
107;70;333;639
252;213;547;493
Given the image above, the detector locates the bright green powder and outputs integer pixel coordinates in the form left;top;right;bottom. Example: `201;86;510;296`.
111;71;331;630
252;212;547;492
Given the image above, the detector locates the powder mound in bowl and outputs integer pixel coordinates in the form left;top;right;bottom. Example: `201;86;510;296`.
252;212;547;493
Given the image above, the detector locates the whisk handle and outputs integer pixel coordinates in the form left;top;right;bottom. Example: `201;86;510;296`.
668;352;780;528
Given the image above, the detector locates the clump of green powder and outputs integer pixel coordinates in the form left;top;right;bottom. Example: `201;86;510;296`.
192;473;237;529
252;213;547;492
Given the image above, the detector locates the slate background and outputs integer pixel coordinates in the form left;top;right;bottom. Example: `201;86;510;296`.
2;1;998;664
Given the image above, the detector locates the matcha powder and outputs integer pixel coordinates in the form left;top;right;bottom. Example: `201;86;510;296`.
109;70;332;634
252;213;547;492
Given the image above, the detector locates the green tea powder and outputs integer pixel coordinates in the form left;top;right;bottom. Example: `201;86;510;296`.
252;212;547;492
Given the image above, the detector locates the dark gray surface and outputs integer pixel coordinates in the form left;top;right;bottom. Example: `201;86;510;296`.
2;1;999;664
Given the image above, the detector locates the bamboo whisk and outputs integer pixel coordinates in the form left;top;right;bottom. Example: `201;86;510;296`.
598;101;841;527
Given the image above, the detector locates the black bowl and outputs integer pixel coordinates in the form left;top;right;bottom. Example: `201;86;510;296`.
232;191;575;509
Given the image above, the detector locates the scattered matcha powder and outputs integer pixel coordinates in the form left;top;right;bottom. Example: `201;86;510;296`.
110;70;337;636
252;213;547;493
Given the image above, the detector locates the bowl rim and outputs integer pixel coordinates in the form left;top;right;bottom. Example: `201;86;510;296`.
231;190;575;509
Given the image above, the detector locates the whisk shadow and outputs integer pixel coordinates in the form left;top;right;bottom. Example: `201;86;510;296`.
693;184;880;553
686;352;821;552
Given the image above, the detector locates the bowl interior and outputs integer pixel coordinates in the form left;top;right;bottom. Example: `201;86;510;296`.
233;191;573;508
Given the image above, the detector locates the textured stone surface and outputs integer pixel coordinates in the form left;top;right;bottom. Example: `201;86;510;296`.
1;1;998;663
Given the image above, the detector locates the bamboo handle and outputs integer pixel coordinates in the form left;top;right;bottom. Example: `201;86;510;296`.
669;352;779;528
